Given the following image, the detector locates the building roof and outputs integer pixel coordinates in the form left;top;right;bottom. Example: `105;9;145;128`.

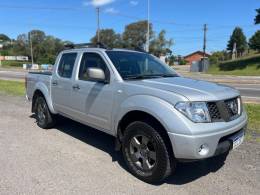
184;51;211;59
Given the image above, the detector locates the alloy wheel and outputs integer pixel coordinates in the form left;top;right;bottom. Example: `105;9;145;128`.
129;135;157;171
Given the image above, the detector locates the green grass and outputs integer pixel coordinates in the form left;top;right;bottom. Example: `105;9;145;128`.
208;54;260;76
0;80;25;96
245;104;260;134
1;60;28;68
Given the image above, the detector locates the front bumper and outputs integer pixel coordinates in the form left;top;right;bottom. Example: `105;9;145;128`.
168;113;247;160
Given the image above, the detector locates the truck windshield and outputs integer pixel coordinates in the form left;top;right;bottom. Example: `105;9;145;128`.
106;51;178;80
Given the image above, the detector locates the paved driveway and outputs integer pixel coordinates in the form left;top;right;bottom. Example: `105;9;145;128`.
0;95;259;194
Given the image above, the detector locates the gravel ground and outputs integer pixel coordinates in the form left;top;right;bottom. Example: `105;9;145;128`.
0;95;259;195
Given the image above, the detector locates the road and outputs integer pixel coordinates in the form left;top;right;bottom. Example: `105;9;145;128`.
0;70;26;81
0;95;259;194
230;84;260;98
0;69;259;103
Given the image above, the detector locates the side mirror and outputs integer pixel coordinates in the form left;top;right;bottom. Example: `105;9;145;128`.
87;67;106;83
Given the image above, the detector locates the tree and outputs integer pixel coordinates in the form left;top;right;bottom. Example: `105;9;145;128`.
30;30;46;43
29;30;46;62
38;36;64;64
227;27;247;56
255;8;260;24
91;29;122;48
91;22;174;56
13;33;29;56
149;30;173;57
0;34;13;56
27;30;65;63
0;34;11;42
209;50;229;64
167;55;175;66
122;20;153;49
10;30;66;64
249;30;260;52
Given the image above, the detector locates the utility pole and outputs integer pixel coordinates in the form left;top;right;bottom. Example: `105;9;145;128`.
201;24;208;72
203;24;207;58
0;39;2;67
146;0;150;53
96;7;100;43
29;32;34;66
146;0;150;52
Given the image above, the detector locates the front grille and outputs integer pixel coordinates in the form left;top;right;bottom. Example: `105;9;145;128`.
207;102;222;122
207;97;240;122
225;98;239;118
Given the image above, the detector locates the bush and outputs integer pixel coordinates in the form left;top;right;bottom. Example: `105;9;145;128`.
179;59;187;65
2;60;28;67
209;56;218;65
219;55;260;71
207;54;260;76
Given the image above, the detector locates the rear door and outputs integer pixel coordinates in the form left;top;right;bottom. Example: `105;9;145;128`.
69;52;114;133
51;52;78;115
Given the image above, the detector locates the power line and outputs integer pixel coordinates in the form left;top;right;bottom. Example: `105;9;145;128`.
0;22;253;42
0;4;258;52
0;5;84;11
102;10;257;34
102;11;143;20
0;22;96;30
208;24;256;29
0;4;256;30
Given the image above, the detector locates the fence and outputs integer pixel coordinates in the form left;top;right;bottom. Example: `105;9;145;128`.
2;56;29;61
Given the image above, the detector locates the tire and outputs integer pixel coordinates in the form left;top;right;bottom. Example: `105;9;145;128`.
35;96;56;129
122;120;175;183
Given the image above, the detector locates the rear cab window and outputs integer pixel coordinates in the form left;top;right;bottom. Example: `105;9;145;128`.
58;53;77;78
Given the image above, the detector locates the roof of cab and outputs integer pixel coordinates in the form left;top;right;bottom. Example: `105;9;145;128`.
62;47;146;54
61;42;147;54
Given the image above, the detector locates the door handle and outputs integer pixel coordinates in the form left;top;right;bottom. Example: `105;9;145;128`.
72;84;80;90
52;81;58;86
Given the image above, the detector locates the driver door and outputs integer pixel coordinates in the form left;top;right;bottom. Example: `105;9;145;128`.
69;52;114;133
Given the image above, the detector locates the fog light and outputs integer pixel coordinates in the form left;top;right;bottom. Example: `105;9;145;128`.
198;144;209;156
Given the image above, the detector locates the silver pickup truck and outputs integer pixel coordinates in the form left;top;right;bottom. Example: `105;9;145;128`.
26;45;247;183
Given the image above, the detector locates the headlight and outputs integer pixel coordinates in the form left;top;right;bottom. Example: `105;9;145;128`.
175;102;211;123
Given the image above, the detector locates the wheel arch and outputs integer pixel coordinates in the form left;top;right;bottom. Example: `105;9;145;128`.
32;87;55;114
117;110;175;160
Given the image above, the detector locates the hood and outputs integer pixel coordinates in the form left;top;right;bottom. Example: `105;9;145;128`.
128;77;240;101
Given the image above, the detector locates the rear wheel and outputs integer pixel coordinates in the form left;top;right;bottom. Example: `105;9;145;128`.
35;96;55;129
122;120;175;183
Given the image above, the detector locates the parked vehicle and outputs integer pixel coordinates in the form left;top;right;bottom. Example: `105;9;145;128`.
26;44;247;183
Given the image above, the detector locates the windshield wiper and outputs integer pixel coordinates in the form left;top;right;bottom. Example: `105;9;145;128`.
124;74;178;80
123;75;162;80
160;74;179;78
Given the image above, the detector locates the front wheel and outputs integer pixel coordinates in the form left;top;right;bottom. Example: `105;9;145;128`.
122;121;175;183
35;96;56;129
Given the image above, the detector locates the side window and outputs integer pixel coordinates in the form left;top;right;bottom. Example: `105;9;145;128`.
58;53;77;78
78;53;110;81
